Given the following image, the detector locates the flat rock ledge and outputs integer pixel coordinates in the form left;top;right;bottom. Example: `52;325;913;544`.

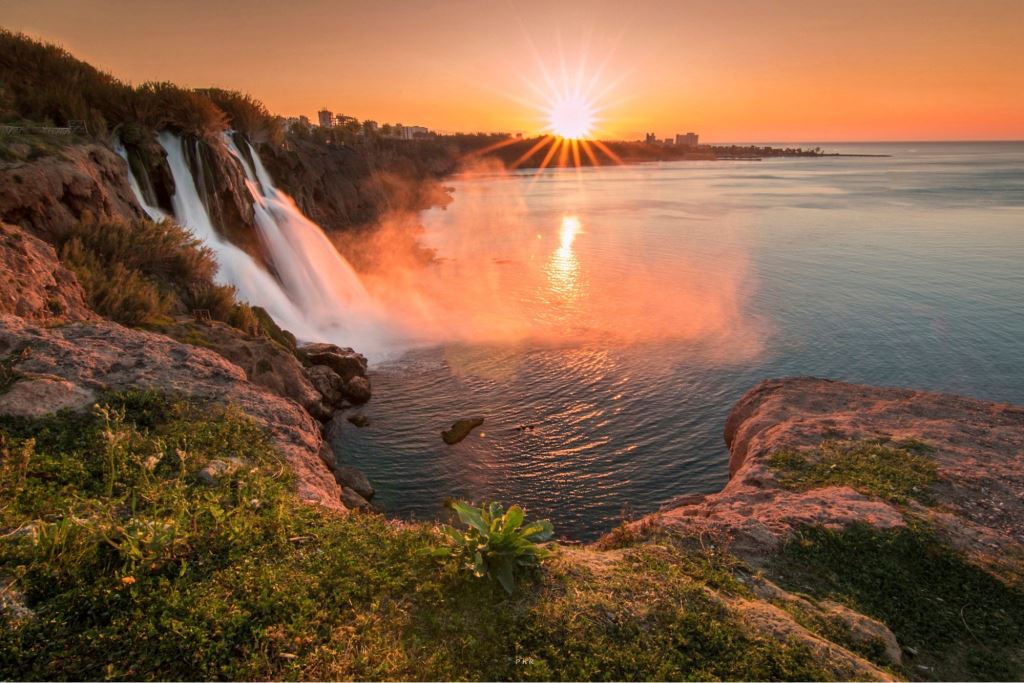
0;315;345;512
649;377;1024;571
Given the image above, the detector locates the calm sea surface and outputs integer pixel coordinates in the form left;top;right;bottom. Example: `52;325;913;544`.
332;142;1024;539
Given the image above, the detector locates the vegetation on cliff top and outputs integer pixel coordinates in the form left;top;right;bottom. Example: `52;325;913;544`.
0;391;835;681
0;30;277;141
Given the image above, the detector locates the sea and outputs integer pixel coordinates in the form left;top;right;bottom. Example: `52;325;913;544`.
331;141;1024;539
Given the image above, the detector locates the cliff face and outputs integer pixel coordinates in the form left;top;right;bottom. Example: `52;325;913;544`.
258;136;454;233
0;143;142;242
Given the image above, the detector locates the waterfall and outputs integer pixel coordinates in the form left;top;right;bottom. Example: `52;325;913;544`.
118;131;393;355
114;142;168;222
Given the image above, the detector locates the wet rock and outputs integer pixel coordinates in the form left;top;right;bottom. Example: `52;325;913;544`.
334;465;374;500
307;398;335;423
342;375;371;404
298;342;367;381
306;364;345;405
347;414;369;428
0;378;95;417
442;417;484;445
341;486;370;510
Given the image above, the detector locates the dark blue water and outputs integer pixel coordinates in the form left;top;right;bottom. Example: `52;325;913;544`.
333;142;1024;539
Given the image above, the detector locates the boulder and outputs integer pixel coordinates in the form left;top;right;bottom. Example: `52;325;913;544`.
342;375;372;404
306;364;345;406
0;222;97;324
347;413;369;428
442;417;485;445
161;319;321;413
334;465;374;500
298;342;368;381
340;486;370;510
196;457;246;486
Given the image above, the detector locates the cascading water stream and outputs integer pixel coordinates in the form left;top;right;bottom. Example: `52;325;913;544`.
113;142;168;222
136;131;395;355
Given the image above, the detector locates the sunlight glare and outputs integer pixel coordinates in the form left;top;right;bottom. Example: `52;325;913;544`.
559;215;582;252
547;95;595;139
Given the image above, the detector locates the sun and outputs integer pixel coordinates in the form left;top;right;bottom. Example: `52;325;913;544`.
547;95;595;140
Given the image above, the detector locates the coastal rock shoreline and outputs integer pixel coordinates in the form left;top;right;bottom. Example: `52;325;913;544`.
645;377;1024;572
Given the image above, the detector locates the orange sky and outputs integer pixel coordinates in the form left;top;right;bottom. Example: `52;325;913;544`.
2;0;1022;141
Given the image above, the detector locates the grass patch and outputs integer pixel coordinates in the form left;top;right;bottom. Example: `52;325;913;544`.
768;439;939;504
772;523;1024;681
0;391;833;681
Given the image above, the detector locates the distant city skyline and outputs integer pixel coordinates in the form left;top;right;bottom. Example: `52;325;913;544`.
1;0;1022;141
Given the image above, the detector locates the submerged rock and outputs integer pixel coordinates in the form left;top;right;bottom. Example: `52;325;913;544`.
442;417;484;445
347;413;369;428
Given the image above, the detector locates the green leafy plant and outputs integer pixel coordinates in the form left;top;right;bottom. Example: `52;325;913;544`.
433;500;554;594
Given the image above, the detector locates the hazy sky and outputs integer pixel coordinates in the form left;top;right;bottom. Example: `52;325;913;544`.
3;0;1022;141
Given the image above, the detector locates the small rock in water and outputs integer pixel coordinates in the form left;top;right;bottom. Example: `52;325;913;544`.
515;424;536;431
347;414;370;428
334;465;374;500
340;486;370;510
442;417;485;445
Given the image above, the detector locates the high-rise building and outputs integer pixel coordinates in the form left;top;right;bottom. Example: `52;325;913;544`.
645;132;657;144
317;109;333;128
675;132;699;148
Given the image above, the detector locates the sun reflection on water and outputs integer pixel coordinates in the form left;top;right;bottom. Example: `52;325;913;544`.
546;215;583;302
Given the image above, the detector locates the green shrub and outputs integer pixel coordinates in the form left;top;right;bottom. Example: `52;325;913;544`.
57;214;258;333
433;500;554;594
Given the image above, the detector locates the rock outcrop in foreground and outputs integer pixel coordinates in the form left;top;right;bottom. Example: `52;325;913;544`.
654;377;1024;570
0;314;343;511
640;377;1024;680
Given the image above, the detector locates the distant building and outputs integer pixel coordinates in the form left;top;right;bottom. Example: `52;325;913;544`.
644;132;657;144
282;116;309;131
317;109;333;128
675;132;699;148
